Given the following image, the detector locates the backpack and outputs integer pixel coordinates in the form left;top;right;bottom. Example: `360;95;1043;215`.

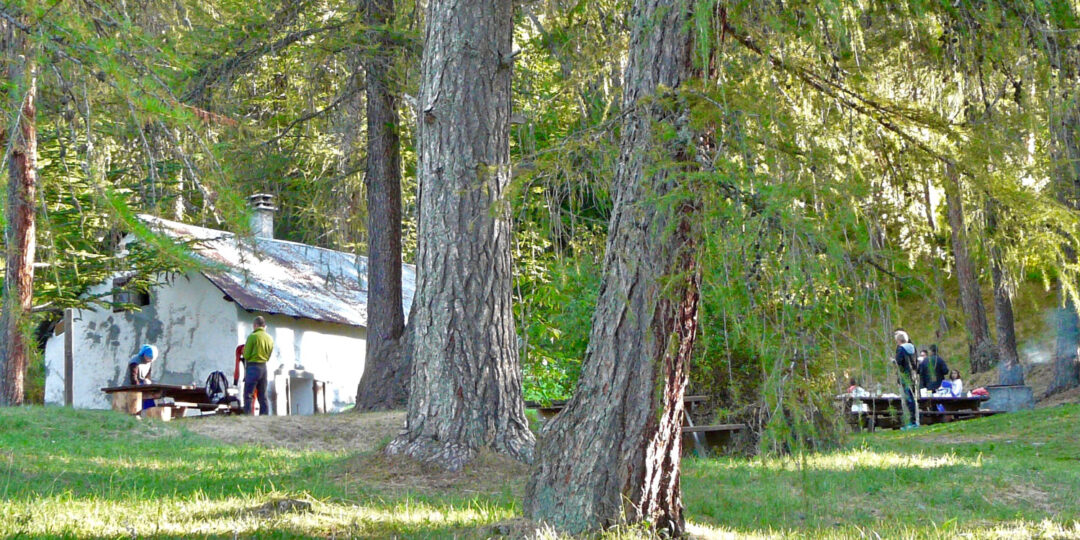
205;371;235;405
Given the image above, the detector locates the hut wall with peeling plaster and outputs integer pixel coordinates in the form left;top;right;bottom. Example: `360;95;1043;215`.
43;270;368;414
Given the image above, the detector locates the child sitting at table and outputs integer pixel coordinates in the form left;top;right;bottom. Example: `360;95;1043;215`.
943;369;964;397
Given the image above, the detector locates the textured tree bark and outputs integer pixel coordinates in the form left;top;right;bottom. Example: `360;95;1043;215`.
944;164;995;374
1048;58;1080;396
354;0;409;411
385;0;534;470
986;202;1023;385
1048;295;1080;396
525;0;699;535
0;19;37;406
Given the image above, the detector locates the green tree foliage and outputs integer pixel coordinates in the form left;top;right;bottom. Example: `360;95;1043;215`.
3;0;1079;454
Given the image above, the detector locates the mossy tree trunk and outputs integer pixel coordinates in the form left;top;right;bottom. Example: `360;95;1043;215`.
385;0;534;470
525;0;702;534
0;17;37;406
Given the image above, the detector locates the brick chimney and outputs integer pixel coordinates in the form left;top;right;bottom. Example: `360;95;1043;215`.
249;193;276;239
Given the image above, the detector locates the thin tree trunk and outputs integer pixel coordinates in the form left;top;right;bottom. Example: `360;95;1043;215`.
525;0;700;534
354;0;408;411
0;18;37;406
986;200;1023;385
922;177;950;340
385;0;534;470
944;164;995;374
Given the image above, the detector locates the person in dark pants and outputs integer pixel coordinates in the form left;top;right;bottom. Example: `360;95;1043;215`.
242;316;274;415
893;330;918;429
917;344;949;392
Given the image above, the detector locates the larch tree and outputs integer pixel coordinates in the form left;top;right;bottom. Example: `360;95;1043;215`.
384;0;534;470
943;16;996;374
921;178;950;340
987;200;1024;385
525;0;702;534
944;164;995;374
1043;4;1080;396
354;0;409;411
1049;94;1080;394
0;16;38;406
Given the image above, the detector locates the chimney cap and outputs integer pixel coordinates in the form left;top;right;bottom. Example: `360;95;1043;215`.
249;193;277;211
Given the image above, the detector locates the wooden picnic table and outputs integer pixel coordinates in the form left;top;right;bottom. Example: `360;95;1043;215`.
102;383;236;420
525;395;747;455
841;394;997;430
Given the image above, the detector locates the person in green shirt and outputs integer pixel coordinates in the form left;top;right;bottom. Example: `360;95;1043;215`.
242;316;274;415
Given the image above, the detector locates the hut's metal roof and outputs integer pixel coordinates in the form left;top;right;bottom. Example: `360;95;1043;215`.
141;215;415;328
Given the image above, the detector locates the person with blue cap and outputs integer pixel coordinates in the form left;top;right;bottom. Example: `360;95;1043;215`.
128;344;158;386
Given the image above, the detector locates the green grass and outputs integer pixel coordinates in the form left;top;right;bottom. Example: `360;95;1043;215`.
3;405;1080;538
684;405;1080;538
0;408;516;538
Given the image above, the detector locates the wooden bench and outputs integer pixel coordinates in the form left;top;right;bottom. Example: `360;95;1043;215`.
919;409;1003;420
682;424;748;456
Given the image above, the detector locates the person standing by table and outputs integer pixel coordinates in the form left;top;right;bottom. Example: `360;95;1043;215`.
242;316;274;415
892;330;919;429
918;344;949;392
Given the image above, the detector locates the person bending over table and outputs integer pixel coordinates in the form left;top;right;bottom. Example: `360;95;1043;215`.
126;344;171;410
128;344;158;385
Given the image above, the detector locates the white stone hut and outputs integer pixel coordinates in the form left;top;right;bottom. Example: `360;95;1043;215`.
43;205;414;415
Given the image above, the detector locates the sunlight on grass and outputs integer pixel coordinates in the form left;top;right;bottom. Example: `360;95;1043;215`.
0;493;516;538
684;518;1080;539
3;406;1078;538
694;447;980;473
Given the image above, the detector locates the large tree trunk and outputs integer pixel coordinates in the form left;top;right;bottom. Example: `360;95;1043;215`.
385;0;534;470
1048;56;1080;395
354;0;408;411
525;0;700;535
1049;294;1080;396
986;201;1023;385
944;164;995;374
0;19;37;406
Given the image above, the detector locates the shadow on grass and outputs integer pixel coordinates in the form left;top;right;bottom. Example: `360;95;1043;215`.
0;407;520;538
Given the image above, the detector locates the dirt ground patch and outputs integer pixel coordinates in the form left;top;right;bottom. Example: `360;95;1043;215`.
177;410;405;452
1037;387;1080;409
965;361;1080;408
988;480;1057;515
921;434;1007;444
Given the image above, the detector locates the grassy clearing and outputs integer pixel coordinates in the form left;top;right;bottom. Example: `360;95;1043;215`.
2;405;1079;538
684;405;1080;538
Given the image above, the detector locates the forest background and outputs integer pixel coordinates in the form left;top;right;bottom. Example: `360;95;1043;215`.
3;0;1080;453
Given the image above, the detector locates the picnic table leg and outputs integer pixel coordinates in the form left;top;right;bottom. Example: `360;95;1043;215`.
111;391;141;415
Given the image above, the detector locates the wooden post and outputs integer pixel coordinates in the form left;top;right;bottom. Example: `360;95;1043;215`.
63;308;73;407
